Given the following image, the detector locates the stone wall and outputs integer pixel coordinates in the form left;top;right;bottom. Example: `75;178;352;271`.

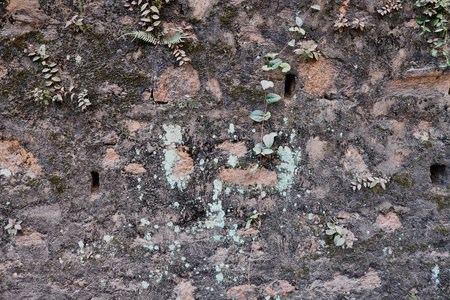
0;0;449;299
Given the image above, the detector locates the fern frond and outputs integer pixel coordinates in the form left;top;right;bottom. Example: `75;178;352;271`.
162;32;184;47
121;31;159;45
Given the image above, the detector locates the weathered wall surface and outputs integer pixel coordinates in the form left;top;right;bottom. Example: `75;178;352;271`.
0;0;449;299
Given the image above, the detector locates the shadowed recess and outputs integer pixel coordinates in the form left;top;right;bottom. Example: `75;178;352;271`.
91;171;99;194
430;164;447;187
284;73;296;98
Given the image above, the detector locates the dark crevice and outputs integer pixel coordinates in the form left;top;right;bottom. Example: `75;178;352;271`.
284;73;295;98
91;171;99;194
430;164;447;186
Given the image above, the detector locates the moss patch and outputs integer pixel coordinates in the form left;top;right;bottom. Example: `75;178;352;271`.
392;173;415;188
47;175;66;195
220;6;238;29
433;194;449;212
9;31;44;50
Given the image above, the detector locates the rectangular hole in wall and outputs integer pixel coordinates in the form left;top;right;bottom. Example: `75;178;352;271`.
284;73;296;98
91;171;99;194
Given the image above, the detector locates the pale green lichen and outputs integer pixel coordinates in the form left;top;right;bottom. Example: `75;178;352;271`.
229;224;244;244
205;180;225;228
0;169;12;177
228;123;235;134
142;281;149;289
213;179;222;201
163;124;182;145
78;241;84;253
290;129;296;144
431;265;440;286
228;155;239;168
162;148;190;190
161;125;191;190
276;146;301;193
103;235;114;243
140;218;150;226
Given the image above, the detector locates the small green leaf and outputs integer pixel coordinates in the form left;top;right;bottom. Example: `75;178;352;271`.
296;17;303;27
44;73;51;79
141;9;150;16
250;110;265;122
266;93;281;104
264;53;278;60
263;132;277;148
253;143;263;155
263;111;271;121
141;3;148;11
49;63;57;67
335;236;345;246
261;65;271;71
51;68;58;73
262;148;273;155
45;81;53;86
51;77;61;82
32;56;40;62
153;20;161;26
42;68;50;73
280;62;291;73
288;39;295;47
152;14;160;20
299;28;306;35
141;18;151;22
260;80;274;90
248;164;260;174
268;58;282;69
150;6;159;13
311;4;321;11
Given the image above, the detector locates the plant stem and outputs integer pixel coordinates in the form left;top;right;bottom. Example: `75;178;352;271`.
247;0;317;285
78;0;83;17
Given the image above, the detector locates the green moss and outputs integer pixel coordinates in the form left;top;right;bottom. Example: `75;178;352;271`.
392;173;415;188
404;243;428;252
297;264;310;280
186;41;204;55
187;18;202;25
434;226;449;234
9;31;44;50
220;6;239;29
433;194;449;212
47;175;66;194
25;179;42;188
421;140;432;148
229;85;265;104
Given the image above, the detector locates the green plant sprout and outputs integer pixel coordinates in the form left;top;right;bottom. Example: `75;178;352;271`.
378;0;403;16
326;223;357;248
415;0;450;67
5;219;22;235
245;213;260;229
65;0;88;32
123;0;194;65
351;173;390;192
27;45;91;110
246;1;321;285
253;132;277;156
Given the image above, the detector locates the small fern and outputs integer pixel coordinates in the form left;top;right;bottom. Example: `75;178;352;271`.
122;31;159;45
163;31;194;48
